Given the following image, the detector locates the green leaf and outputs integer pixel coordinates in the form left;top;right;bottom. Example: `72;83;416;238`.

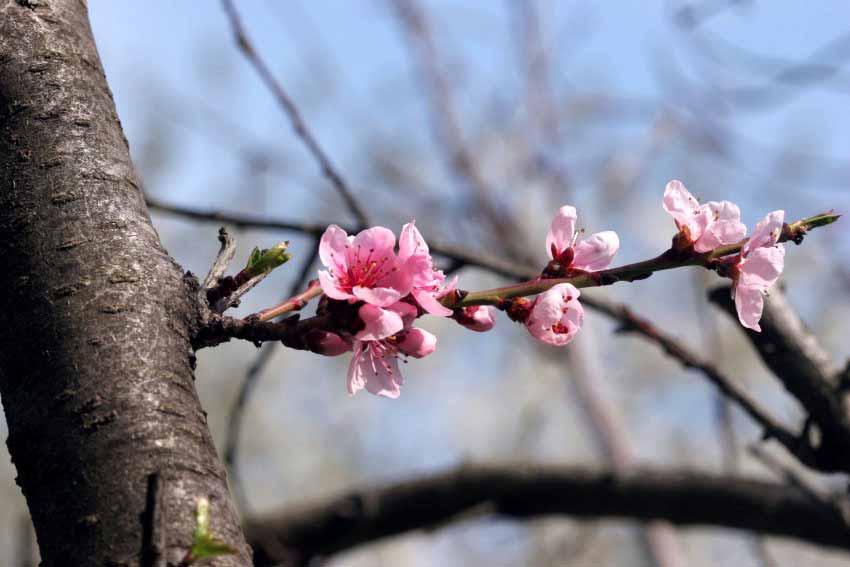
186;497;236;564
242;241;291;278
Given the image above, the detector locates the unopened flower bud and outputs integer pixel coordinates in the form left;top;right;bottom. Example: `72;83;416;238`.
305;330;352;357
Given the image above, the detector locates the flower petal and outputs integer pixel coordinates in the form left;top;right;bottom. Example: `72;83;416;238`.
546;205;577;259
356;304;404;340
318;224;351;273
347;344;368;395
412;289;453;317
694;200;747;253
396;328;437;358
318;269;355;301
572;231;619;272
741;245;785;289
744;210;785;256
352;226;396;263
734;282;765;332
387;301;419;328
662;180;710;241
399;220;429;261
455;305;496;332
353;285;403;307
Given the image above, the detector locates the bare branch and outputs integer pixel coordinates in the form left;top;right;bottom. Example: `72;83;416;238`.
219;0;370;228
709;286;850;472
244;463;850;566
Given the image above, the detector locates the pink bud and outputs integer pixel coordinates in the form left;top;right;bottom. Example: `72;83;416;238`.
453;305;496;332
305;330;352;357
525;283;584;346
395;328;437;359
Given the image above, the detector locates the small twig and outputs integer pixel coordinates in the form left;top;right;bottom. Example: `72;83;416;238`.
202;227;236;291
219;0;370;229
446;212;839;308
212;269;275;313
141;473;166;567
253;282;322;322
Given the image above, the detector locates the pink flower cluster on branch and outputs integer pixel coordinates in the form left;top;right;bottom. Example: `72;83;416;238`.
237;179;837;398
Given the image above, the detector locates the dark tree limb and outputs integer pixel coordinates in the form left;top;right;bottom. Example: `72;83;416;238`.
0;2;249;564
709;286;850;472
244;463;850;566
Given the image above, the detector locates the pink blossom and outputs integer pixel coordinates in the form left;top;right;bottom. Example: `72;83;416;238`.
453;305;497;332
398;221;453;316
662;180;746;253
525;283;584;346
347;301;437;398
731;211;786;332
546;206;619;272
318;225;412;308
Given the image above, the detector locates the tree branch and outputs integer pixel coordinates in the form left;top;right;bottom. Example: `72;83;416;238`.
709;286;850;472
244;463;850;566
219;0;371;228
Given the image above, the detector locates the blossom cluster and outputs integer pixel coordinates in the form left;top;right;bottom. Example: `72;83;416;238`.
308;180;785;398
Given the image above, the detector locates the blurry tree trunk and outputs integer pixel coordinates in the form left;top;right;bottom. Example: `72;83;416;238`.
0;1;249;565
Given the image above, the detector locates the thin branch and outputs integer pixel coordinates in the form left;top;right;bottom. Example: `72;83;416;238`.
219;0;370;228
157;201;810;465
709;285;850;473
388;0;534;265
244;463;850;566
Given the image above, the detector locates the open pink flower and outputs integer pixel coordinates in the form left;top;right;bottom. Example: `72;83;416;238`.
347;301;437;398
731;211;785;332
318;225;412;307
663;180;746;253
546;206;619;272
525;283;584;346
398;221;453;316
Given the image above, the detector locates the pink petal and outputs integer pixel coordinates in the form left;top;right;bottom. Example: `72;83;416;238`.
352;226;396;262
693;201;747;253
377;259;414;299
572;231;619;272
412;289;453;317
546;205;577;259
347;344;368;395
396;328;437;358
662;180;710;241
744;210;785;256
305;330;352;356
387;301;419;328
318;269;355;301
352;285;403;307
347;342;403;397
404;253;435;287
741;245;785;289
733;282;765;332
318;224;350;272
356;304;404;340
526;283;584;346
455;305;496;332
399;220;430;261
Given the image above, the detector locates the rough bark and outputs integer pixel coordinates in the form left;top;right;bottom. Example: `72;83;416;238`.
245;464;850;566
0;1;250;565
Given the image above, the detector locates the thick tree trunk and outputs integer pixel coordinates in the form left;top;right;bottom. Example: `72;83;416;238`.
0;1;250;565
